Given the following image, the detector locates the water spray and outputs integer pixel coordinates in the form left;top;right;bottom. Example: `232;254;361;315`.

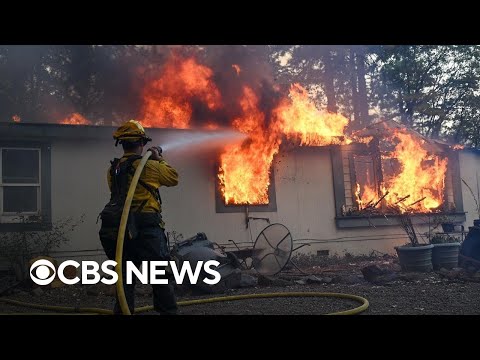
156;129;247;153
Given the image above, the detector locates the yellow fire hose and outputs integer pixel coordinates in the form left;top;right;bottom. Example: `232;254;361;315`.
0;150;369;315
114;150;154;314
0;292;369;315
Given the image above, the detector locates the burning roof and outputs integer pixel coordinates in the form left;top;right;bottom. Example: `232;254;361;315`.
5;52;466;213
352;119;447;154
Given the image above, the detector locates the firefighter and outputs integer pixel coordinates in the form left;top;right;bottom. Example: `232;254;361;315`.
99;119;179;315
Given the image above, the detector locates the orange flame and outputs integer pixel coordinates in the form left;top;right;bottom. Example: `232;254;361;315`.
136;56;444;210
219;83;357;205
354;136;374;144
232;64;241;76
12;115;21;123
383;131;447;212
356;183;379;210
452;144;464;150
273;84;351;146
60;113;92;125
141;57;222;129
355;131;448;212
219;86;281;204
137;56;362;206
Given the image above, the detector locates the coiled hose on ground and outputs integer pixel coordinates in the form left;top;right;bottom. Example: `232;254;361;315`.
0;150;369;315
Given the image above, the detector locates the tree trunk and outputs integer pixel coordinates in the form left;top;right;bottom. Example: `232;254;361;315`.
356;50;369;127
349;49;360;129
405;102;415;127
322;51;338;113
431;118;443;139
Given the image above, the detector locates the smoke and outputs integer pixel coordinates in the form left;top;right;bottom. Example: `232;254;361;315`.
133;45;283;130
201;45;284;128
0;45;284;126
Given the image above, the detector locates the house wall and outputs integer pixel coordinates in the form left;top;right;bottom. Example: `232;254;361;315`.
49;134;451;260
458;151;480;228
50;138;115;262
3;124;478;270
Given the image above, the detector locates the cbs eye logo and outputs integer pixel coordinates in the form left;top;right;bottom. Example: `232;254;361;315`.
30;259;56;285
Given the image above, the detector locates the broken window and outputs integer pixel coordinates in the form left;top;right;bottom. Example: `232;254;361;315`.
352;154;379;210
332;138;465;228
215;163;277;213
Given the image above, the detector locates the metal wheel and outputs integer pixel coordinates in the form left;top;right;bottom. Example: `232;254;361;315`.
252;223;293;276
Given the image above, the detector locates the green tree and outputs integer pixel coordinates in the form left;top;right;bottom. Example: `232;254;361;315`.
369;45;480;141
0;45;60;122
0;45;151;124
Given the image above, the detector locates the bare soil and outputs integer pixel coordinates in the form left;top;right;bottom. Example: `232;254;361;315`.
2;255;480;315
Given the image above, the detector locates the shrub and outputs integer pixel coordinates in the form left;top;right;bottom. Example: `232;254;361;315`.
0;215;85;282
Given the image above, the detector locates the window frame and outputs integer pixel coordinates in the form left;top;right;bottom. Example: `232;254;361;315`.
0;141;51;231
0;147;42;215
214;161;277;213
331;144;466;228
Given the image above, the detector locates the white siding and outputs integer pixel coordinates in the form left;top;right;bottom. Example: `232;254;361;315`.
459;151;480;228
49;136;474;259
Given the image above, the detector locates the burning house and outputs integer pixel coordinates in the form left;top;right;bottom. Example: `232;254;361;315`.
1;53;480;265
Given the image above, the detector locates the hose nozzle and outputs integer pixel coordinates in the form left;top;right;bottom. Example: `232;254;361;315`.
150;146;162;154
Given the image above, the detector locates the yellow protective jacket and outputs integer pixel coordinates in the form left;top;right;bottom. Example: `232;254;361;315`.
107;152;178;223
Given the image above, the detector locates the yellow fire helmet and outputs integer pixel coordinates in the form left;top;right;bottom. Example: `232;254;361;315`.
113;120;152;146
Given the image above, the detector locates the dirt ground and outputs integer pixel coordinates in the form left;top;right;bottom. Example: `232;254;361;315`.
2;254;480;315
